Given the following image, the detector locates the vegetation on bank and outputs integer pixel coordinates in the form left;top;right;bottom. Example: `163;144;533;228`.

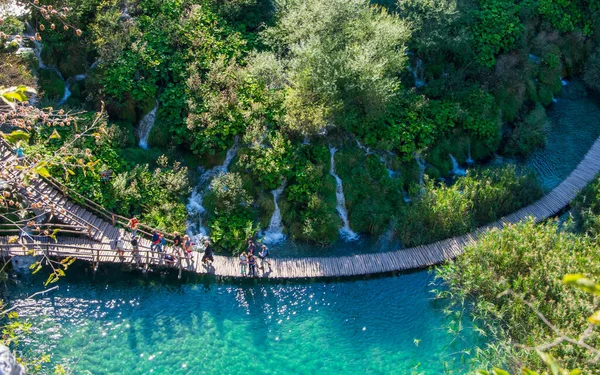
2;0;600;251
437;175;600;373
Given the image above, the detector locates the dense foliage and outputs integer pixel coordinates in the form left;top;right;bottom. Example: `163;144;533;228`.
438;175;600;373
397;166;542;246
3;0;600;250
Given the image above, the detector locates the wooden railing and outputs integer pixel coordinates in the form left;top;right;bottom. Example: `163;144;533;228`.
0;138;173;242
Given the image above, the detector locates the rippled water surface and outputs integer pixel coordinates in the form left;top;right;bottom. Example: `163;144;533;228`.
11;270;480;374
524;94;600;191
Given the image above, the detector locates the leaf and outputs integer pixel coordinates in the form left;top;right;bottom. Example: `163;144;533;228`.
492;368;511;375
7;236;19;244
56;269;65;277
523;368;540;375
587;310;600;325
476;371;490;375
2;130;30;144
44;273;56;286
49;129;61;140
562;274;600;296
31;264;42;275
536;350;560;375
33;166;50;178
28;261;39;270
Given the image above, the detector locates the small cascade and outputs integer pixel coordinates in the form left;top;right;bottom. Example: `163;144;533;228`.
529;54;541;64
561;78;569;86
415;154;426;186
187;138;239;240
466;140;474;165
355;139;372;155
329;147;359;241
552;96;558;103
24;22;71;105
262;181;287;244
412;58;426;88
449;154;466;176
57;74;86;106
138;101;158;149
405;51;426;88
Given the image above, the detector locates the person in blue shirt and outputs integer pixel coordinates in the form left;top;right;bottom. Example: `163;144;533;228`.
151;231;160;252
258;244;271;272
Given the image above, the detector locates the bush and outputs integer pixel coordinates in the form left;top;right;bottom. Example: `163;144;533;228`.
204;172;257;254
38;69;65;100
504;104;547;157
436;219;600;373
583;50;600;93
572;175;600;236
396;165;542;246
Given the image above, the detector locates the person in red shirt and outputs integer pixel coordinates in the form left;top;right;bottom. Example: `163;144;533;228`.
127;217;139;238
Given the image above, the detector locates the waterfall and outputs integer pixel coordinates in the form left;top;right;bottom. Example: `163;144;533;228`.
449;154;466;176
412;58;426;88
415;154;426;186
552;96;558;103
262;181;287;244
329;147;359;241
466;140;474;165
561;78;569;86
138;101;158;149
187;138;239;240
24;22;72;106
405;51;426;88
57;74;86;106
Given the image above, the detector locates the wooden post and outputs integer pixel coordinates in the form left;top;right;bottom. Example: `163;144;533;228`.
145;249;150;271
111;214;115;226
87;225;92;239
178;255;183;280
94;247;99;273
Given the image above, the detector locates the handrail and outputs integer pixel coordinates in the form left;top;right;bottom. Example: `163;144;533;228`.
0;140;101;234
1;239;190;272
0;139;170;241
44;171;175;242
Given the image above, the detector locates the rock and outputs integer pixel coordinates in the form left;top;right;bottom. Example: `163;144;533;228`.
0;345;26;375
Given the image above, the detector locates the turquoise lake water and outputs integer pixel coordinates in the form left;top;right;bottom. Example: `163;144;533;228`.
524;92;600;191
10;269;481;374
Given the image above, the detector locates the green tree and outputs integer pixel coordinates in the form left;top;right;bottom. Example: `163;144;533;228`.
261;0;411;135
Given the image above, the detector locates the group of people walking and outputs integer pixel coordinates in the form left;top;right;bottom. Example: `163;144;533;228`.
239;239;271;277
113;217;201;270
114;217;262;275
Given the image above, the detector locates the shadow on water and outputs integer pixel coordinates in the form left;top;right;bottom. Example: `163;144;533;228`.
7;262;482;375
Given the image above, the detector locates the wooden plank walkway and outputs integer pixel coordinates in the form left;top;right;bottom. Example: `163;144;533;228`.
2;136;600;279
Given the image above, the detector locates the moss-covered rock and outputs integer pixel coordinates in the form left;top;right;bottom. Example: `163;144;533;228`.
37;68;65;100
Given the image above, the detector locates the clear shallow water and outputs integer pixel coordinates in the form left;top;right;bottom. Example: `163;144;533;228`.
11;269;480;374
523;94;600;191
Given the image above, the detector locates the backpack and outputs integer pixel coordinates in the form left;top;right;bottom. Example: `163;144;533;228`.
131;238;138;246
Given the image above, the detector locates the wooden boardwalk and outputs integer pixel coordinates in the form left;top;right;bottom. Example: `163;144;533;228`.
2;136;600;279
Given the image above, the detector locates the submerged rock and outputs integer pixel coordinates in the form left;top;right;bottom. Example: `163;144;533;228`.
0;345;26;375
